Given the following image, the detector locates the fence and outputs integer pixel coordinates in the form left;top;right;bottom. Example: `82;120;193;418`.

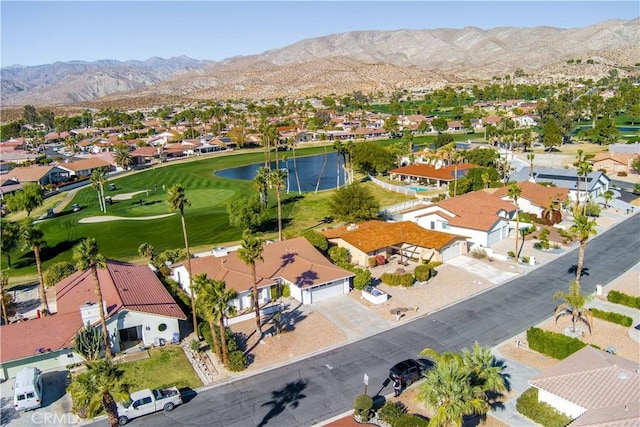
369;174;417;196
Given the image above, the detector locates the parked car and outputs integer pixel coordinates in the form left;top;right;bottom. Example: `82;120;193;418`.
72;203;80;212
116;387;183;425
388;358;434;386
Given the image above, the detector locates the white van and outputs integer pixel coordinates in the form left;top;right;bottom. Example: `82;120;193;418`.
13;367;43;411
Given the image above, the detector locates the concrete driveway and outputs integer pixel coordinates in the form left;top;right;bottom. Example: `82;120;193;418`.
1;370;77;427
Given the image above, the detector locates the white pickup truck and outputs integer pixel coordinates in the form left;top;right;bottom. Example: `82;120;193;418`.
116;387;182;425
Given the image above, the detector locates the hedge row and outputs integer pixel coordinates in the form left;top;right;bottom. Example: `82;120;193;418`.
590;308;633;327
526;327;586;359
607;290;640;309
516;388;573;427
380;272;415;287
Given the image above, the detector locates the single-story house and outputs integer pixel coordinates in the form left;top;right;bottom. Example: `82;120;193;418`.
508;167;610;205
529;346;639;426
589;152;638;175
394;191;517;247
0;260;186;380
1;164;70;187
491;180;569;219
171;237;355;312
56;157;113;177
389;163;479;187
322;220;467;266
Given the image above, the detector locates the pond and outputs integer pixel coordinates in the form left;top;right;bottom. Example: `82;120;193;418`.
215;152;346;192
572;125;639;135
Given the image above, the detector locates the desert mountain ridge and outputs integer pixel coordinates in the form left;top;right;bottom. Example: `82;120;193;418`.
1;18;639;110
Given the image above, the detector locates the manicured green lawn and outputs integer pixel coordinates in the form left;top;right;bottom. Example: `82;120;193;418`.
119;347;202;390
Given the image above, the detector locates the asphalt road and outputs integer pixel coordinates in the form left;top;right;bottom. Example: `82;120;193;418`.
108;214;640;427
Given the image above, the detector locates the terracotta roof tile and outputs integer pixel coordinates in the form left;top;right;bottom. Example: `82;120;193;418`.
323;220;463;253
492;181;568;209
57;158;111;172
434;191;516;231
389;163;478;181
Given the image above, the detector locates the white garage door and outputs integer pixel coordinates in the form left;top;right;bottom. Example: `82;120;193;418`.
441;242;460;262
487;228;503;246
309;282;344;303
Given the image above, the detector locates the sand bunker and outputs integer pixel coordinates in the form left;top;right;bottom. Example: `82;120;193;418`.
111;191;147;201
79;213;175;223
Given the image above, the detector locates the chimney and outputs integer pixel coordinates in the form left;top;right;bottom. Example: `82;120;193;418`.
80;301;107;325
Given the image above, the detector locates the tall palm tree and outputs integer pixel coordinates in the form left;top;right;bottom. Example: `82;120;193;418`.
289;137;302;195
269;168;288;241
1;219;20;269
417;356;488;427
212;279;237;366
67;358;129;427
1;272;10;325
554;281;594;334
90;168;107;213
577;161;593;214
452;150;462;197
508;182;522;261
526;153;535;179
74;238;112;359
461;342;508;402
254;167;270;207
570;214;597;288
167;184;198;336
20;218;49;314
237;231;264;336
191;274;221;360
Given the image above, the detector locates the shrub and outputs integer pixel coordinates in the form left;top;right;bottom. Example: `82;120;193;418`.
329;246;350;264
270;283;291;300
44;262;77;287
227;350;247;372
590;308;633;327
584;201;601;217
607;290;640;309
375;254;387;266
281;284;290;298
507;250;516;258
471;248;487;259
302;230;328;253
353;394;373;421
377;401;407;424
368;257;378;268
353;267;372;290
380;272;415;287
617;171;628;176
533;242;544;250
199;322;240;360
414;264;434;282
526;327;586;359
516;387;573;427
394;414;430;427
522;256;530;264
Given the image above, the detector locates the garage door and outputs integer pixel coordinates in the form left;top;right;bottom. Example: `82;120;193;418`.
441;242;460;262
309;282;344;303
487;227;503;246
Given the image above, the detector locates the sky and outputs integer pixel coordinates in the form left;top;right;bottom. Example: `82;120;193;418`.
1;1;638;67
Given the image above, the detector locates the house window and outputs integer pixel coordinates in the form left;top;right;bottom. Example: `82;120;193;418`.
158;323;167;332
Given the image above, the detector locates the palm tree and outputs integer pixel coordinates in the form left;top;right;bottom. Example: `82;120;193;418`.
191;274;221;360
577;161;593;214
74;238;112;359
508;182;522;261
67;358;129;427
288;137;301;195
237;231;264;336
1;272;9;325
481;172;491;189
526;153;535;179
1;219;20;269
167;184;198;336
113;144;133;171
137;242;155;264
254;167;270;207
602;189;614;209
452;150;462;197
570;214;597;288
212;279;237;366
20;218;49;314
554;281;594;335
90;168;107;213
461;342;508;403
269;168;288;241
417;355;488;427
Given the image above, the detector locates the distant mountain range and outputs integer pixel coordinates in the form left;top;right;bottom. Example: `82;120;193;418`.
1;18;639;108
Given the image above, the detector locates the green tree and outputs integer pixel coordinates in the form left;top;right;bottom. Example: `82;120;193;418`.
352;140;395;174
67;358;128;426
526;153;535;178
553;281;594;335
137;242;155;264
542;117;562;151
0;220;20;269
431;117;449;133
237;231;264;336
167;184;198;336
570;214;597;289
192;274;221;360
44;262;77;287
1;272;10;325
383;115;399;135
20;218;49;313
4;182;44;217
602;189;614;209
628;104;640;125
328;183;380;223
90;168;108;213
113;144;133;171
23;104;38;125
73;238;112;359
508;182;522;261
269;168;287;241
226;194;268;232
588;117;620;145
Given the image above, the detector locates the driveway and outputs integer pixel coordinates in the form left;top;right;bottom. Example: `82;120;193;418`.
311;295;393;341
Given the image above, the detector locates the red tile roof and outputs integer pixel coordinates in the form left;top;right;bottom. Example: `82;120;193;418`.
182;237;354;293
389;163;478;181
492;181;568;208
323;220;464;253
433;191;516;231
57;158;111;172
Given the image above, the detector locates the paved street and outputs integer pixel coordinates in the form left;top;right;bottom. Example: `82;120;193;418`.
108;214;639;427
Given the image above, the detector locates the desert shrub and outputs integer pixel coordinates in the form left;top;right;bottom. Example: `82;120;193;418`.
607;290;640;309
516;387;573;427
227;350;247;372
414;264;434;282
533;242;544;250
394;414;430;427
584;201;601;217
522;256;530;264
507;250;516;258
380;272;415;287
377;401;407;424
526;327;586;359
368;257;378;268
302;230;328;253
471;248;487;259
590;308;633;327
44;262;77;287
353;267;372;290
539;228;550;248
353;394;373;421
329;246;350;264
617;171;628;176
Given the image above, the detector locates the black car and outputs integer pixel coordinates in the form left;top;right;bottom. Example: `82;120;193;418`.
389;358;434;386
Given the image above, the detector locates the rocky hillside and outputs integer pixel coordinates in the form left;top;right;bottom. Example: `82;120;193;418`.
2;19;639;109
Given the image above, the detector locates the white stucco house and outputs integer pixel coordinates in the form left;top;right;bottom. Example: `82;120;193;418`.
170;237;354;321
0;260;186;380
491;180;569;219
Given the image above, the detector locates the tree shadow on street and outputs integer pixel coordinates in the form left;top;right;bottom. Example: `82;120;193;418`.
257;379;307;427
